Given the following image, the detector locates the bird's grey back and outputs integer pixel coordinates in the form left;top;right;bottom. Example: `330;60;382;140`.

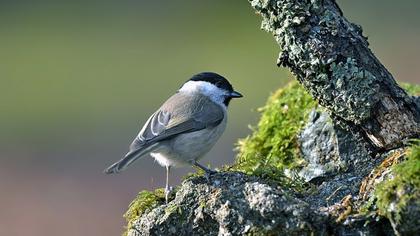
129;92;225;152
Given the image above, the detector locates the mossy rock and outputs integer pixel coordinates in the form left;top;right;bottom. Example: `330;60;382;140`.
121;81;420;236
356;83;420;235
374;83;420;234
374;140;420;235
231;81;317;184
123;189;165;236
126;172;328;236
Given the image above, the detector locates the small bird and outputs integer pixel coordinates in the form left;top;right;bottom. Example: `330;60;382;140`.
104;72;242;203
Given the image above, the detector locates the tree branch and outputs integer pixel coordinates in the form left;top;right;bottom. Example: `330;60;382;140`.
249;0;420;149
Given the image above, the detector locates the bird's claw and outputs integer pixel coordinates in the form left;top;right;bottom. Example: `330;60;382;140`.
199;165;217;181
203;169;216;182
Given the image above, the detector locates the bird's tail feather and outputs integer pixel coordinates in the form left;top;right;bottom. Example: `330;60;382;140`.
104;143;158;174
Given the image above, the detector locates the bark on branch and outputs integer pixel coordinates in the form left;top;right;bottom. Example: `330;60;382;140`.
250;0;420;149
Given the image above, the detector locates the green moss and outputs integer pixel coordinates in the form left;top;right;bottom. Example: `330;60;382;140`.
122;189;165;236
374;140;420;224
400;82;420;96
358;196;376;216
231;81;317;185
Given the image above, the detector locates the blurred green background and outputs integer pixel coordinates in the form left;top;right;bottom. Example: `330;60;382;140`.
0;0;418;235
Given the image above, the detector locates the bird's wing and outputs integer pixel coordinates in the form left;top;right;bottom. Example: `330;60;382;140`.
129;93;225;151
104;93;224;174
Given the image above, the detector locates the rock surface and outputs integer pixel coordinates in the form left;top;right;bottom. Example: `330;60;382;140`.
128;172;328;236
298;110;340;182
297;109;378;207
127;172;402;236
297;109;373;183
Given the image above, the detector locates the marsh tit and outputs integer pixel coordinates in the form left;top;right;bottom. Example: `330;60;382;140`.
104;72;242;202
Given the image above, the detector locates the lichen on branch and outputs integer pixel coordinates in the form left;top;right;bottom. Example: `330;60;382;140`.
249;0;420;149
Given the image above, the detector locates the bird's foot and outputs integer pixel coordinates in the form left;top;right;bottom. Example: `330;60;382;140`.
203;171;216;182
192;161;217;181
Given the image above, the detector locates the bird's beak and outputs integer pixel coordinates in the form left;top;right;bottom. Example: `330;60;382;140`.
230;91;243;98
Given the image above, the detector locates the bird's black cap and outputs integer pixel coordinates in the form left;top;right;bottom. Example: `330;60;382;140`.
189;72;234;92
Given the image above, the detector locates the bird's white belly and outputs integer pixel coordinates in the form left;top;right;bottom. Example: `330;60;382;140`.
151;118;226;167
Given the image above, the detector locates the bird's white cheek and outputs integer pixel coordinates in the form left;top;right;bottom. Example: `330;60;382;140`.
179;81;227;106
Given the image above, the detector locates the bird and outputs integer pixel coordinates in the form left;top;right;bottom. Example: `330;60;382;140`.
104;72;242;203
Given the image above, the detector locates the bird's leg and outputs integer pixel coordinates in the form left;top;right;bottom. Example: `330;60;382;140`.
165;165;172;204
192;161;216;181
193;161;216;174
